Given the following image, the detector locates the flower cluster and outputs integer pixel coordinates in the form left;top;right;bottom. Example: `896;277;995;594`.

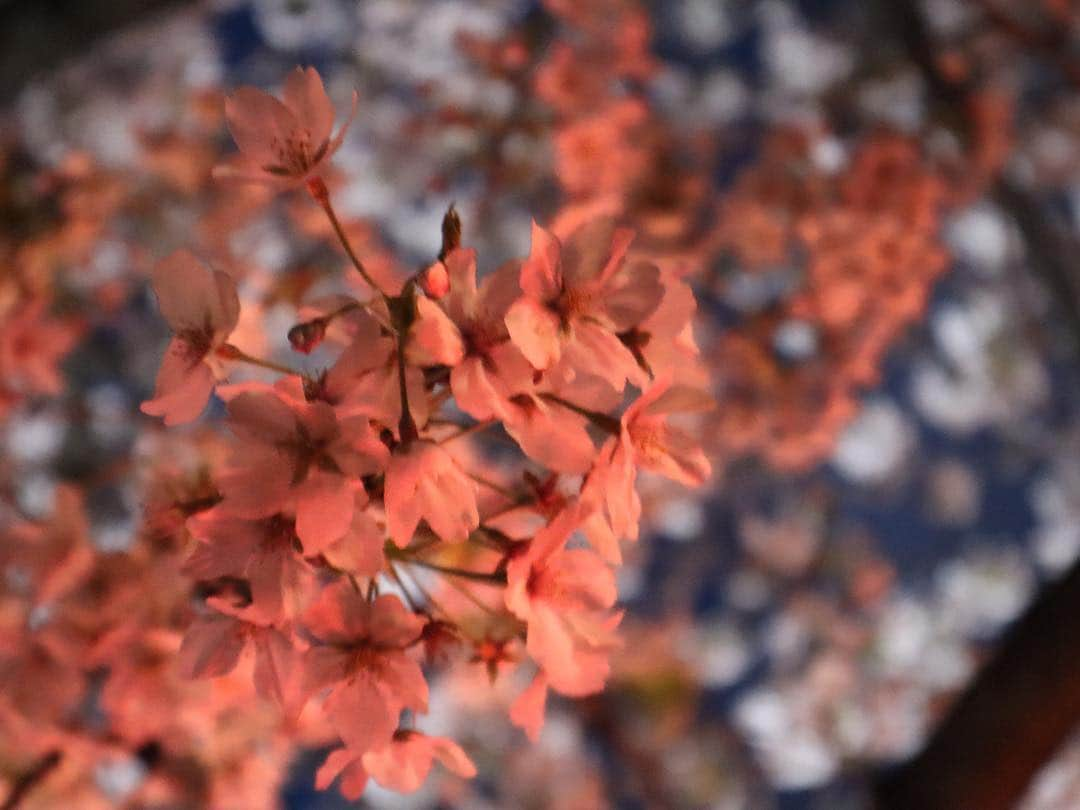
140;67;711;801
706;133;949;470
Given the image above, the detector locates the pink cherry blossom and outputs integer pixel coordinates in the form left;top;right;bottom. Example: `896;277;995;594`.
141;250;239;425
316;729;475;799
217;384;388;550
363;730;476;792
184;508;311;624
437;247;526;420
213;66;357;187
620;374;713;487
314;312;430;434
580;376;711;562
177;597;298;711
384;440;479;546
504;504;622;696
302;586;428;754
504;218;662;392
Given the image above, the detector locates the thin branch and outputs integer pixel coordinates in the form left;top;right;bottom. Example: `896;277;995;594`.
306;177;388;298
1;750;61;810
400;557;507;585
216;344;300;377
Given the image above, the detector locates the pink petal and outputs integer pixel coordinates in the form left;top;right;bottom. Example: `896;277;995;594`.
326;671;398;754
295;472;355;551
227;388;300;444
450;356;505;420
302;580;373;644
383;449;426;548
600;258;663;330
140;340;215;425
150;250;239;336
477;259;522;322
441;247;479;324
368;595;427;649
282;66;335;147
561;218;623;287
225;86;300;167
177;614;247;678
560;319;642;391
252;627;297;712
520;220;563;302
316;748;369;800
429;736;477;779
363;738;430;793
406;296;465;367
322;509;385;579
505;297;562;370
509;672;548;742
379;649;429;713
302;646;352;695
503;397;595;474
217;444;294;518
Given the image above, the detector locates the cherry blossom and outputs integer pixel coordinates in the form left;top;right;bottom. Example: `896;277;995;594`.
213;66;357;187
216;384;387;550
316;730;476;798
504;504;622;696
384;440;480;546
140;250;239;425
504;218;662;393
184;508;311;624
301;585;427;754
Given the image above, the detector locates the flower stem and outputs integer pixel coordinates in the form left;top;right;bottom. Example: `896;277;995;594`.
396;333;419;444
217;344;299;376
541;393;622;435
400;557;507;586
307;177;388;298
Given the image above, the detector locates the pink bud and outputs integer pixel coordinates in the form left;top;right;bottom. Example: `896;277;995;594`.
419;261;450;299
288;318;327;353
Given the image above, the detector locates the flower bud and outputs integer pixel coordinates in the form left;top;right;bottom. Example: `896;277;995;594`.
438;204;462;261
288;318;327;354
418;261;450;299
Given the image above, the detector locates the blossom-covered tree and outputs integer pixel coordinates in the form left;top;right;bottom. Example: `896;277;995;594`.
6;1;1080;808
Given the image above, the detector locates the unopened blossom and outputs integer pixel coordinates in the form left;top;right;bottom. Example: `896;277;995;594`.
217;384;388;550
504;218;662;392
141;251;239;425
213;66;357;187
302;586;428;754
316;730;475;799
504;504;622;696
384;440;479;546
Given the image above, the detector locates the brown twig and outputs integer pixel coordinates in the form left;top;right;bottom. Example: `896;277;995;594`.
1;750;61;810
